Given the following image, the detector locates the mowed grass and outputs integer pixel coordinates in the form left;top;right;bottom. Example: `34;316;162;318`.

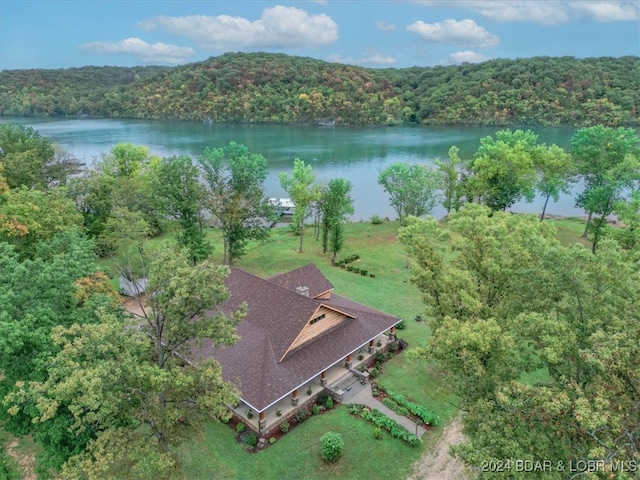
180;407;424;480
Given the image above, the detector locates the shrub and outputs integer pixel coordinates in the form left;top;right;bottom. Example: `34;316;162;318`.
269;437;276;445
320;431;344;463
346;265;354;272
247;432;257;446
370;214;384;225
351;267;360;274
352;405;420;447
316;391;330;406
280;420;290;433
387;341;398;353
312;404;319;415
326;396;334;409
236;422;246;433
296;409;311;423
376;352;386;363
373;427;383;439
370;367;379;378
395;320;406;330
360;269;368;276
370;273;376;278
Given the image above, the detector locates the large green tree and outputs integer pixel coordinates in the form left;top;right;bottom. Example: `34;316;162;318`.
0;124;55;189
572;126;640;252
377;162;442;224
469;129;541;211
535;144;574;221
279;158;321;253
0;230;117;476
317;178;354;260
400;205;640;479
6;245;245;479
436;146;465;214
199;142;274;265
0;186;83;258
153;156;211;263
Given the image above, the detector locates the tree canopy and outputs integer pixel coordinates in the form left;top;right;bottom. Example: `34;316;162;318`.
199;142;274;265
400;205;640;479
378;162;442;223
1;54;638;127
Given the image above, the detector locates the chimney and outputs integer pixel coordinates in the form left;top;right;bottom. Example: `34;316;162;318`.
296;285;309;297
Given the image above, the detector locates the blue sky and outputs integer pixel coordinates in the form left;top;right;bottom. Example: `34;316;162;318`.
1;1;638;71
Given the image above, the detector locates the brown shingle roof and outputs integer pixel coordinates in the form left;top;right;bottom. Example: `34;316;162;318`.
268;263;333;298
191;264;400;412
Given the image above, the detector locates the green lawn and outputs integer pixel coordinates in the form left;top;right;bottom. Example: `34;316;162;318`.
180;407;424;480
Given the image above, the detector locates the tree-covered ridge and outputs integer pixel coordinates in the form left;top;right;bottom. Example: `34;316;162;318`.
0;53;639;126
0;65;170;116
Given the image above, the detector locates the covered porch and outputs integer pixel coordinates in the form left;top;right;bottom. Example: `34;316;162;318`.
229;331;394;435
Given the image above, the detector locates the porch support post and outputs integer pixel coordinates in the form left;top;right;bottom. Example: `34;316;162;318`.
345;353;352;369
259;411;266;432
291;389;299;406
368;339;375;354
320;370;327;386
389;326;396;341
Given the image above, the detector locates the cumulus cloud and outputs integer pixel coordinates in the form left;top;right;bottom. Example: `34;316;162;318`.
137;6;338;51
569;1;639;22
448;50;491;64
80;38;194;64
407;18;499;47
412;1;638;24
375;21;396;31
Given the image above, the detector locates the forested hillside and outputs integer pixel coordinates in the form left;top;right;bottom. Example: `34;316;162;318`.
1;53;638;127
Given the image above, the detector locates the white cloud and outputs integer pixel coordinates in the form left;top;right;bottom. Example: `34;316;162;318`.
375;21;396;31
80;38;194;64
407;18;499;47
137;6;338;51
448;50;491;64
569;2;639;22
412;1;639;24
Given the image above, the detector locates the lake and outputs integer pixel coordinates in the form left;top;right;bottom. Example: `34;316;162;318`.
0;117;583;220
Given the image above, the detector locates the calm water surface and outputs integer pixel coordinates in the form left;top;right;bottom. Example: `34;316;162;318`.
1;117;582;220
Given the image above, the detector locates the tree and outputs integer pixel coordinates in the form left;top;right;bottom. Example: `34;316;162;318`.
399;205;640;478
153;156;211;263
0;186;83;258
535;144;573;221
318;178;354;260
6;245;246;479
572;126;640;251
199;142;274;265
0;124;55;189
377;162;442;224
0;230;117;475
279;158;321;253
469;129;540;211
436;146;465;214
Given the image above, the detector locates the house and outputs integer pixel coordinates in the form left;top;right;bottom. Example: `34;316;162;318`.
192;263;401;434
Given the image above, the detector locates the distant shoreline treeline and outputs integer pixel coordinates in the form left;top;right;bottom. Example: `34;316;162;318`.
0;52;638;127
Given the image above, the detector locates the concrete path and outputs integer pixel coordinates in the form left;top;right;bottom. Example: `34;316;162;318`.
342;379;427;438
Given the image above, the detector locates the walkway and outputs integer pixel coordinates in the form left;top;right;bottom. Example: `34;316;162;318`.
343;380;427;438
